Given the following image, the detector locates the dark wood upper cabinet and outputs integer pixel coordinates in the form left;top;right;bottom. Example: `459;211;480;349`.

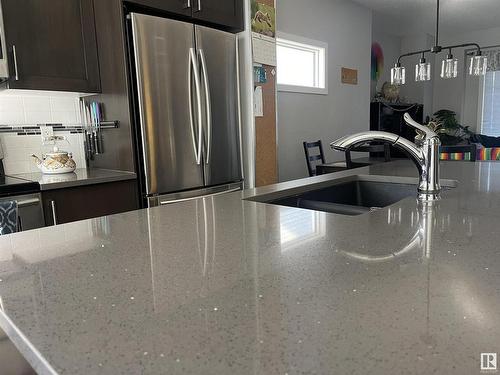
2;0;101;93
192;0;243;31
126;0;243;32
125;0;191;17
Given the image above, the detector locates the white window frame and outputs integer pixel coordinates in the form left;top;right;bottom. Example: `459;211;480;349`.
276;32;328;95
479;70;500;136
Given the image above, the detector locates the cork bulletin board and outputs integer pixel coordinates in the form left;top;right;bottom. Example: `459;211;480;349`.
255;65;277;187
253;0;278;187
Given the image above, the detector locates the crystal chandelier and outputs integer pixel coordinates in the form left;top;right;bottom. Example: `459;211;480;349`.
391;0;487;85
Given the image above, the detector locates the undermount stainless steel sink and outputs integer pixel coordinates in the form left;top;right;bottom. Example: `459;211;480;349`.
247;175;457;216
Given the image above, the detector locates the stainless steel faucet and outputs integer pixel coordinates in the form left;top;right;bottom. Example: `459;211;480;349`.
330;113;441;201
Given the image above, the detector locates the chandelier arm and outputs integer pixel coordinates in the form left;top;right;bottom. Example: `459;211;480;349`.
441;43;482;55
391;0;486;83
397;49;432;65
435;0;440;47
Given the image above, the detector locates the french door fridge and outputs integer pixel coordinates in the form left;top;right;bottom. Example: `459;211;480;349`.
129;13;243;207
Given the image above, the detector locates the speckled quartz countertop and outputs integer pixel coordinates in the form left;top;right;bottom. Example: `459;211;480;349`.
13;168;137;190
0;160;499;374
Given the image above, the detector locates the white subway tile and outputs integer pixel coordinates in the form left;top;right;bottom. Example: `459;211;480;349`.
0;110;25;125
51;110;78;124
3;160;30;174
24;111;52;124
0;96;23;112
49;96;78;112
24;135;44;149
4;147;32;162
22;96;51;112
1;134;25;149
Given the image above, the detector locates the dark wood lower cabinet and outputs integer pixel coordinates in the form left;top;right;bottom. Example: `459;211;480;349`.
42;180;138;226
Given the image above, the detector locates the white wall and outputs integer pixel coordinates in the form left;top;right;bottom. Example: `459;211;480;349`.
276;0;372;182
371;19;401;98
432;27;500;128
398;33;435;119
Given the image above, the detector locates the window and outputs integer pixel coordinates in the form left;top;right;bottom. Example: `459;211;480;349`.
481;71;500;136
276;33;327;95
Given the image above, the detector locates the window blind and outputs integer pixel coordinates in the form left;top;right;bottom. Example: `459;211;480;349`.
481;71;500;136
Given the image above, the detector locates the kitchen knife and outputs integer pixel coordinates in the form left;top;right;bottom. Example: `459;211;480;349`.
95;102;104;154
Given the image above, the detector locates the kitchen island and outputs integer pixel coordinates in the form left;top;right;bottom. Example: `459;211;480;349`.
0;160;499;374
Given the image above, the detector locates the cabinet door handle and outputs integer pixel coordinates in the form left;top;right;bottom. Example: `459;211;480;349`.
50;200;58;226
184;0;191;8
12;45;19;80
196;0;202;12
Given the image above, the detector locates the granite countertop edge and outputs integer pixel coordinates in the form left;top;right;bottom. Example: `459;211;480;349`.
12;168;137;191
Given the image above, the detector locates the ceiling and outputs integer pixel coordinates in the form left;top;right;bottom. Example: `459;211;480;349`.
352;0;500;36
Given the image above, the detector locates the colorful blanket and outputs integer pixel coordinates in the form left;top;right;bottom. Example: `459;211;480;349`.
477;148;500;160
440;147;500;161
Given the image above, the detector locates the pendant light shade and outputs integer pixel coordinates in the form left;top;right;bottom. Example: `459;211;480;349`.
440;54;458;79
391;63;406;85
469;55;488;76
415;57;431;82
392;0;485;84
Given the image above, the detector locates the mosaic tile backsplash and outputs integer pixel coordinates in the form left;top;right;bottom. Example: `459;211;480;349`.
0;93;87;174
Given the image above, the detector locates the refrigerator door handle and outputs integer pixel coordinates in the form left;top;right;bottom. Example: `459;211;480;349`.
189;48;203;165
198;49;212;165
188;49;199;163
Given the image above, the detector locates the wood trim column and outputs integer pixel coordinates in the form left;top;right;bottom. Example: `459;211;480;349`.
254;0;278;187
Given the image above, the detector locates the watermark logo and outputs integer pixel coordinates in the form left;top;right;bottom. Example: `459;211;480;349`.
481;353;497;372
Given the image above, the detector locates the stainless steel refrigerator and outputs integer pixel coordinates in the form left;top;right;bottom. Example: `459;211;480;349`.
129;13;243;207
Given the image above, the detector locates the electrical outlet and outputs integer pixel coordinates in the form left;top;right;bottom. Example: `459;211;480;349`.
40;126;54;140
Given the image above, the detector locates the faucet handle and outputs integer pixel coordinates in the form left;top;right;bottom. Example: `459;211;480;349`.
404;113;438;139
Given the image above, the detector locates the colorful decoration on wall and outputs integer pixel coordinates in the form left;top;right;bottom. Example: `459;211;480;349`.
371;42;384;82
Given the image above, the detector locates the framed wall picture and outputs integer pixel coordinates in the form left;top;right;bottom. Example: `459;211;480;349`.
251;1;276;38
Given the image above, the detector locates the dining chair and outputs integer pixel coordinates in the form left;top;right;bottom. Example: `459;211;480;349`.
303;140;326;177
345;143;391;168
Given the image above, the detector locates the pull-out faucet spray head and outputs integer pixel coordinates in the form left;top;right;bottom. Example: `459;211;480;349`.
330;113;441;201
